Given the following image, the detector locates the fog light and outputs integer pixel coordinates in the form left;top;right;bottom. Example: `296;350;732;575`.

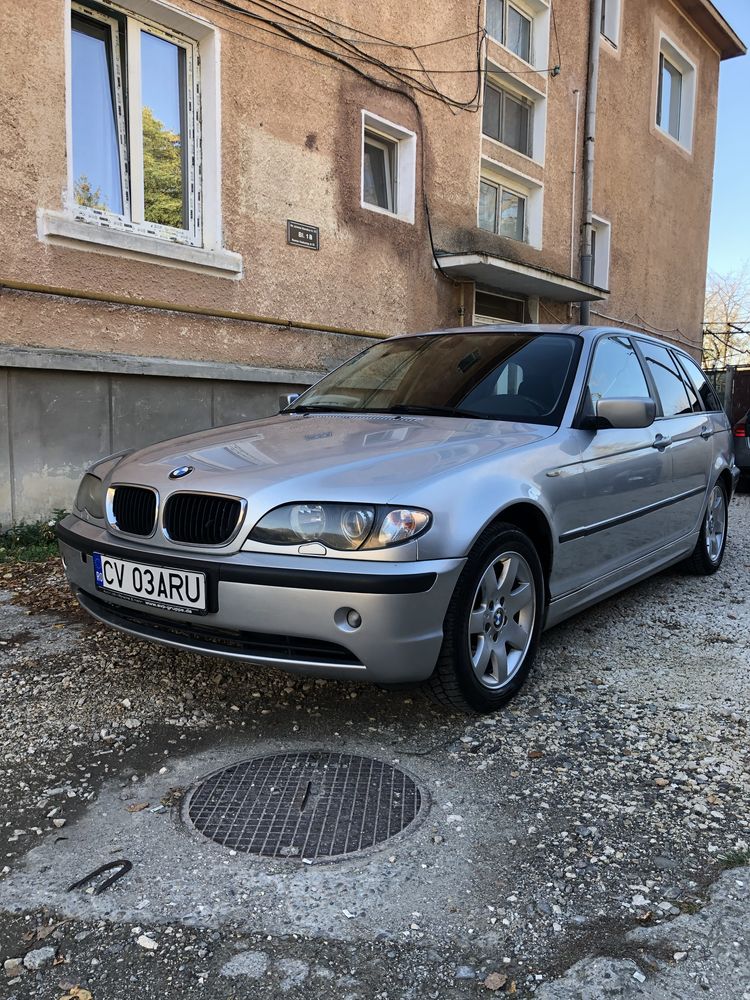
346;609;362;629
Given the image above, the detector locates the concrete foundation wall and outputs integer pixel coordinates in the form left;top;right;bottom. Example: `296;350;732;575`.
0;363;307;527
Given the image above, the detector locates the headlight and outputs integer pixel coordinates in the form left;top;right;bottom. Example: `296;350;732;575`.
75;473;105;520
249;503;431;551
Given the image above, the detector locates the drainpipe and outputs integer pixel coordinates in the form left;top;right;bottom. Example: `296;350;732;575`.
579;0;603;325
570;88;581;278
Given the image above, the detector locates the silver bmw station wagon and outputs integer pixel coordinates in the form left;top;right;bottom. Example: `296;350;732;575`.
58;326;739;712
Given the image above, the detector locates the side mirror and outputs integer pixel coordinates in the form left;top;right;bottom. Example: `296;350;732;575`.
594;397;657;430
279;393;300;411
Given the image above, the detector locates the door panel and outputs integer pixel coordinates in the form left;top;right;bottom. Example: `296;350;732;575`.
567;426;674;590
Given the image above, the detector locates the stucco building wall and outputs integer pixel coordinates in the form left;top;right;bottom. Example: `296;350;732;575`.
0;0;742;522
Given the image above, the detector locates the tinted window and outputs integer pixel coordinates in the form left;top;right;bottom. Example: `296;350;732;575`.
671;351;702;413
291;333;580;426
640;342;692;416
677;354;722;412
587;336;650;402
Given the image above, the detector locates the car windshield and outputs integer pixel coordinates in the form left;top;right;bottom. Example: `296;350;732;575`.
290;332;581;425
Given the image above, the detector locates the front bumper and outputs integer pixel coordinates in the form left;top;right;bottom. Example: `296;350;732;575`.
57;516;464;683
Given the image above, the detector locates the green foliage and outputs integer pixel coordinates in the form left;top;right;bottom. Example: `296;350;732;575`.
0;511;68;563
719;847;750;870
142;106;184;229
74;175;107;211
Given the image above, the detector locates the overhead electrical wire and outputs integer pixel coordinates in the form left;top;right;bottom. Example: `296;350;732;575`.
205;0;486;110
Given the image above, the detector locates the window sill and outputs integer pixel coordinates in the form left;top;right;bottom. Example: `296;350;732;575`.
481;133;541;168
38;211;243;278
360;201;415;225
653;125;693;157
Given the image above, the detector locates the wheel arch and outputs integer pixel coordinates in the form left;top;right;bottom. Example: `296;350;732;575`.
479;502;554;602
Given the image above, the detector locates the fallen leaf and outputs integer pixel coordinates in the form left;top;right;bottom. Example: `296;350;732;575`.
60;988;93;1000
507;982;517;994
483;971;508;990
126;803;150;813
527;750;544;760
160;787;185;807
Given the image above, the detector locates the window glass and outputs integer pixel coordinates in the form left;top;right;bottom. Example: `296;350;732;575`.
141;31;187;229
291;333;580;427
71;13;123;214
658;54;683;139
478;181;498;232
482;82;502;141
363;134;395;211
487;0;504;41
475;292;526;324
640;342;692;416
507;6;531;61
588;337;650;403
499;189;524;241
601;0;619;43
670;352;702;413
676;354;722;412
502;93;530;155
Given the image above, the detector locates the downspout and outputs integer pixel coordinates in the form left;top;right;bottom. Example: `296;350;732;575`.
580;0;603;325
570;88;581;279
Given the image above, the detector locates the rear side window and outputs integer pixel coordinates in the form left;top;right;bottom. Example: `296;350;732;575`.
677;354;723;412
639;342;692;416
587;336;650;402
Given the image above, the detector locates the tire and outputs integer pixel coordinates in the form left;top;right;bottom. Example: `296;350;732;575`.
682;481;728;575
425;524;544;713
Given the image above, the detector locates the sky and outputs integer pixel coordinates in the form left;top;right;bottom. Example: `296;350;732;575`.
707;0;750;275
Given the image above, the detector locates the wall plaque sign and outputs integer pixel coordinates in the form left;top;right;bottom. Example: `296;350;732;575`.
287;220;320;250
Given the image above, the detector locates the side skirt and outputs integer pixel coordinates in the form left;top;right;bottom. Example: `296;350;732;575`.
543;535;696;631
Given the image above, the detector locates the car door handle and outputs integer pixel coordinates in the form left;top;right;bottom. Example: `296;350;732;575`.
700;426;712;440
651;435;673;450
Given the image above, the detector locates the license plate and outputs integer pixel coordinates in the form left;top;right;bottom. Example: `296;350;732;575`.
93;552;207;615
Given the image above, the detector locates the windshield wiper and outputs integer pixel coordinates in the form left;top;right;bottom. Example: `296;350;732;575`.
287;404;362;413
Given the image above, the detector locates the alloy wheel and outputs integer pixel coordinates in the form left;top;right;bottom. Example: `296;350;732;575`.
704;485;727;564
467;551;536;691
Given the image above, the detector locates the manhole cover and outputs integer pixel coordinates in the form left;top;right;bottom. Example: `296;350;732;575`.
183;751;427;861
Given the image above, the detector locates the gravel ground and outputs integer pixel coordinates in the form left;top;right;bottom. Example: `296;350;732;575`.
0;495;748;999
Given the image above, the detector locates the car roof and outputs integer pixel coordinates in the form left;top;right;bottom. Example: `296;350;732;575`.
390;323;695;356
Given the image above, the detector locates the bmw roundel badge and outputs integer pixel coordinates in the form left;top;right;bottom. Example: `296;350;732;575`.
169;466;194;480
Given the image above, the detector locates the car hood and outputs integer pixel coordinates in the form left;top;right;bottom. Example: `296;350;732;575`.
109;412;556;505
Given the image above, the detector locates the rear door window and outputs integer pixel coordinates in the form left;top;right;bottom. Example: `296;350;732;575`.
639;342;692;416
676;354;723;412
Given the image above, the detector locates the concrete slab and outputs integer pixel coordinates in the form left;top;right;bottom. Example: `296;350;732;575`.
8;368;110;520
213;380;303;425
0;370;12;527
111;375;212;451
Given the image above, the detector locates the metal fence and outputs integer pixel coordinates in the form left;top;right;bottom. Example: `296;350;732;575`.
706;366;750;424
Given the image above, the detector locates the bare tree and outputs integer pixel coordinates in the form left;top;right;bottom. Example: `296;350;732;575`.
703;264;750;366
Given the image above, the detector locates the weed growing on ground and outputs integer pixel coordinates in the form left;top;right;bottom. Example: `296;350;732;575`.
719;848;750;870
0;511;68;563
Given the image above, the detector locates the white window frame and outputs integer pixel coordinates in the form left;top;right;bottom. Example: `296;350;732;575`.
478;177;527;243
360;111;416;224
482;66;547;164
362;131;398;214
485;0;550;73
655;34;696;152
473;288;530;326
600;0;622;48
40;0;241;275
479;156;544;248
591;215;611;290
486;0;534;64
69;0;201;245
482;80;533;158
